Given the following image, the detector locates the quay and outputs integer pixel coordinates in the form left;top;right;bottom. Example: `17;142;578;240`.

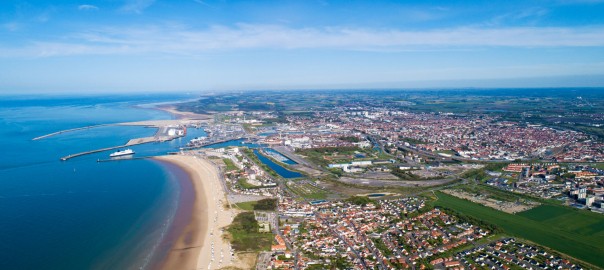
180;137;245;150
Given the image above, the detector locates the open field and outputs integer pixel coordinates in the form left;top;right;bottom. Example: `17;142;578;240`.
234;199;277;211
234;201;258;211
225;212;273;252
441;189;538;213
287;180;328;200
433;191;604;268
223;158;238;171
518;205;604;235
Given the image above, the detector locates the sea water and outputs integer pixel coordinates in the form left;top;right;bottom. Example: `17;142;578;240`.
0;94;201;270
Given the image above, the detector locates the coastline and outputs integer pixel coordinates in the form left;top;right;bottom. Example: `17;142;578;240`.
155;105;213;121
154;154;240;270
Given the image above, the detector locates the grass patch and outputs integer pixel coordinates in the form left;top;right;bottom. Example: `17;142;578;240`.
235;201;258;211
223;158;238;171
237;178;261;189
516;204;570;222
288;181;328;199
434;150;457;155
591;163;604;170
235;199;277;211
433;191;604;268
346;195;372;206
226;212;273;252
518;204;604;235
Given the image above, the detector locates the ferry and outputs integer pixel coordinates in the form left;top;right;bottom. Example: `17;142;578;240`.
109;149;135;157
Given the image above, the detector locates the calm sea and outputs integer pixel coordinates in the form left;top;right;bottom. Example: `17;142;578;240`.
0;94;204;270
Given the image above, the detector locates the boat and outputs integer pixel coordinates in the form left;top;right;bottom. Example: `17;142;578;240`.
109;149;135;157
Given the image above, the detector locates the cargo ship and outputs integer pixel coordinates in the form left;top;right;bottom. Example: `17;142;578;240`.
109;149;135;157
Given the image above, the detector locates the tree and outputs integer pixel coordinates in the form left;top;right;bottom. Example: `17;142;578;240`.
347;196;373;206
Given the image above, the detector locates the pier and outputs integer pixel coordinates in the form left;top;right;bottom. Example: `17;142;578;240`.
33;119;201;141
59;133;186;161
60;145;130;161
59;138;160;161
33;124;113;140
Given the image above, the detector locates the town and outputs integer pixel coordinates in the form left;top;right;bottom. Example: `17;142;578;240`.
173;90;604;269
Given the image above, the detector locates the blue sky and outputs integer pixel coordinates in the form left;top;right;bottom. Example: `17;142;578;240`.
1;0;604;93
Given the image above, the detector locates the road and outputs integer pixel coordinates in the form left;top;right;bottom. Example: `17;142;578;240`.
349;220;386;270
338;176;459;187
315;213;369;269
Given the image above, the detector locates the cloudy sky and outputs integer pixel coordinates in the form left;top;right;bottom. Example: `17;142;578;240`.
1;0;604;93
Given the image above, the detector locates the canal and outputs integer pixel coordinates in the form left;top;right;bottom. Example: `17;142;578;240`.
253;149;303;179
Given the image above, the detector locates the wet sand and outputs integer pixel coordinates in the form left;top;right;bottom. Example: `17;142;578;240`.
156;105;213;120
154;154;239;270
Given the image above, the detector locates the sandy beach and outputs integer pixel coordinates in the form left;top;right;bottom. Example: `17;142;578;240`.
154;154;240;270
156;105;213;121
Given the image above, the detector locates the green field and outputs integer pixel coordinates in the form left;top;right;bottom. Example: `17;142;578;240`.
235;199;277;211
235;201;258;211
518;205;604;236
593;163;604;170
223;158;238;171
287;181;328;199
226;212;273;252
433;192;604;268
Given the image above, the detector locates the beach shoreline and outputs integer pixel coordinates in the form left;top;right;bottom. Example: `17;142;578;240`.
155;105;213;121
154;154;240;270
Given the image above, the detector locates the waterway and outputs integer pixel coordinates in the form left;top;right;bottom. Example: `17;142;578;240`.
253;149;303;178
265;148;298;165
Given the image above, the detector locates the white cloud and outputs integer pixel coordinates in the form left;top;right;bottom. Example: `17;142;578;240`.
2;24;604;57
78;5;99;11
119;0;155;14
488;7;549;26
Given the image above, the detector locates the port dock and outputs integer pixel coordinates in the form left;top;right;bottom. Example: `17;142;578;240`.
54;120;200;161
180;137;246;150
33;119;203;141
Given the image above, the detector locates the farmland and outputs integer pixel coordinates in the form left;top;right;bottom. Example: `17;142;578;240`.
518;204;604;235
433;191;604;269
